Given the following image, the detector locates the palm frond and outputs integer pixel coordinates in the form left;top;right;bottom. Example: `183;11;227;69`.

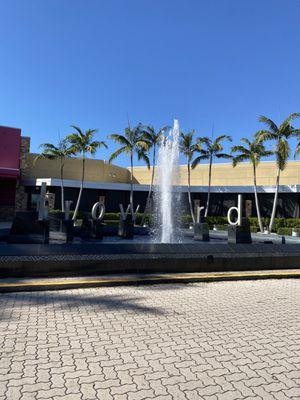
108;134;131;147
196;137;210;146
66;133;81;144
258;116;278;133
194;147;210;157
276;139;290;171
108;146;129;163
280;112;300;129
137;150;150;169
89;140;108;150
232;154;249;167
240;138;251;146
255;130;277;142
294;142;300;159
191;154;210;169
292;128;300;136
135;140;149;150
215;153;232;159
231;145;249;155
261;150;273;158
180;131;196;160
39;143;58;151
215;134;232;144
159;125;171;135
142;125;170;146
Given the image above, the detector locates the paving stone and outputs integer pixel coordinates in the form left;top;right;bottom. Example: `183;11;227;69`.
5;386;22;400
0;280;299;399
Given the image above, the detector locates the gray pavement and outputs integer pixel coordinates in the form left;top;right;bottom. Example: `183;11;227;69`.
0;280;299;400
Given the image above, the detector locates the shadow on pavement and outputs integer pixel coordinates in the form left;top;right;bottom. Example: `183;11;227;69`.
0;289;166;323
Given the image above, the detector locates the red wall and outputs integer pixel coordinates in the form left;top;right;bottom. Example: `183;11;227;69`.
0;126;21;178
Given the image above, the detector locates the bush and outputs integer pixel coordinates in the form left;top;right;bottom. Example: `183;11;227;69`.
104;212;120;220
181;215;193;225
206;216;228;226
277;227;292;236
248;217;260;227
283;219;300;228
103;220;119;227
135;213;152;225
50;209;300;232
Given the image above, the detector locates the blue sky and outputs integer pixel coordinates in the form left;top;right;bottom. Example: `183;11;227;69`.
1;0;300;167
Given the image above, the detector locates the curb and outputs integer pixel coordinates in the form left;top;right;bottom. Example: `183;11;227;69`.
0;269;300;292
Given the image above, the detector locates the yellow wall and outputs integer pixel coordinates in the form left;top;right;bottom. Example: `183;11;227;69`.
132;161;300;186
25;154;131;183
25;153;300;187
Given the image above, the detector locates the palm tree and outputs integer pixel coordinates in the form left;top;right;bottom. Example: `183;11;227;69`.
256;113;300;232
35;139;74;212
180;130;196;223
108;124;150;212
140;125;169;225
192;135;232;217
231;137;273;233
67;126;107;221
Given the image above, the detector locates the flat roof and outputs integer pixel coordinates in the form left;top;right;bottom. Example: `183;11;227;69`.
22;177;300;193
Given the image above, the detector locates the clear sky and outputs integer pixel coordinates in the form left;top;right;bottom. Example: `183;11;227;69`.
1;0;300;167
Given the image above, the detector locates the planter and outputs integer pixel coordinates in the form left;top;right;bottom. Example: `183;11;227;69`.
292;230;300;237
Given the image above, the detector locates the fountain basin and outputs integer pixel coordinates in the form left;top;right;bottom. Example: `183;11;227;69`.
1;242;300;279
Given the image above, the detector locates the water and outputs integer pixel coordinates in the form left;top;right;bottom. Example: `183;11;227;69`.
153;119;182;243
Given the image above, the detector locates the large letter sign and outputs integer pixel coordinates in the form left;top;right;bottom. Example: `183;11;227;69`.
119;203;140;222
196;206;205;223
227;194;242;226
91;202;105;221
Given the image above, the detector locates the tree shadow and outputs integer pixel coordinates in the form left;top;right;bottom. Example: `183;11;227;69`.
0;289;166;323
133;281;195;291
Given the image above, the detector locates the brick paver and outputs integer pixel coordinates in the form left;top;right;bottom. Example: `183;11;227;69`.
0;279;299;399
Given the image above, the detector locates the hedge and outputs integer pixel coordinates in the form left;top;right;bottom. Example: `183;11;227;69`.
277;228;293;236
49;210;300;233
277;227;300;236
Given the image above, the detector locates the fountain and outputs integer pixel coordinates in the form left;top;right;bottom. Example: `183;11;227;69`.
154;119;182;243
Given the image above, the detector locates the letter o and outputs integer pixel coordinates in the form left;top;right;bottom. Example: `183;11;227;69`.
92;202;105;221
227;206;239;226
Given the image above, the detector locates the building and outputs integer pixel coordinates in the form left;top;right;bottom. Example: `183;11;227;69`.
1;125;300;219
0;126;29;220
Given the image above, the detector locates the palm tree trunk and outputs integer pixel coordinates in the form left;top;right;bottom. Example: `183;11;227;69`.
253;164;263;233
141;147;156;226
204;157;212;218
269;168;280;232
130;151;134;211
60;158;65;213
72;156;85;221
187;161;195;223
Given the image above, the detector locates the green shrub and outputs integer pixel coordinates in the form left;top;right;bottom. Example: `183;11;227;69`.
181;215;193;225
283;219;300;228
103;220;119;227
135;213;152;225
50;209;300;232
248;217;259;227
104;212;120;220
277;227;292;236
206;216;228;228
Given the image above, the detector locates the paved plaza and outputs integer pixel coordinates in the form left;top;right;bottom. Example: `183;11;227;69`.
0;280;299;400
